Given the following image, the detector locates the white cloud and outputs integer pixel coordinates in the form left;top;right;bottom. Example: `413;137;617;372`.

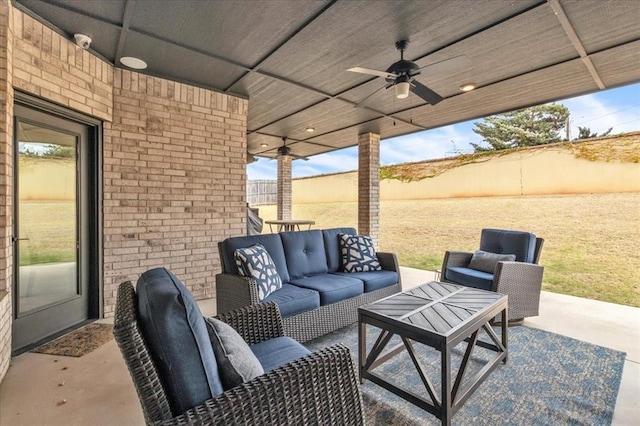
293;149;359;178
563;91;640;138
247;158;277;180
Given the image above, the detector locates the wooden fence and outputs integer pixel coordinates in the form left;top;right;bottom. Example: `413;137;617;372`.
247;179;277;205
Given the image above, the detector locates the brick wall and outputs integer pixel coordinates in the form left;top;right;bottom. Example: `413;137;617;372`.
0;0;14;383
358;132;380;247
277;155;292;220
0;3;248;380
102;69;247;316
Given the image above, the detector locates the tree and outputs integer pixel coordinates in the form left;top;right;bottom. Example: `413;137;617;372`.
471;103;570;152
575;126;612;140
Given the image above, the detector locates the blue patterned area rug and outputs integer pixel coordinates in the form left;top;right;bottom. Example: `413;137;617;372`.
306;324;625;425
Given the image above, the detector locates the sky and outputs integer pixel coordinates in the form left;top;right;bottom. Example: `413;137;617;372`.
247;82;640;180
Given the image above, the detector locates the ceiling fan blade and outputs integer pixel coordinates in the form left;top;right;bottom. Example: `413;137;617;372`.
410;80;444;105
417;55;472;75
290;153;309;161
354;83;393;108
348;67;397;80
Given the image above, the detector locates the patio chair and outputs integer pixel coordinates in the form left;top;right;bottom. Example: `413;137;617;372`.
113;268;364;425
441;228;544;323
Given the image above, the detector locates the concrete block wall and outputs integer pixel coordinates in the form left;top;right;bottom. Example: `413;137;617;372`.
102;69;247;315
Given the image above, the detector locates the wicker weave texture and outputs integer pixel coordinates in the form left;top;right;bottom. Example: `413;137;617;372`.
113;282;365;425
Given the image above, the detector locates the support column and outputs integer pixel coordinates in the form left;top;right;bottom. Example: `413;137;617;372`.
358;132;380;247
277;155;292;220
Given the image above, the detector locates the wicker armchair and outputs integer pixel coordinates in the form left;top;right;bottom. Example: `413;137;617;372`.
441;229;544;323
113;281;365;425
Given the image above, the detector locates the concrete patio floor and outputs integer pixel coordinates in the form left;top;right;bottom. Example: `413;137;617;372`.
0;267;638;425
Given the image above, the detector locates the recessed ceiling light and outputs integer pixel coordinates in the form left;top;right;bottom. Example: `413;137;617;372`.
120;56;147;70
460;83;476;92
260;143;268;147
306;127;315;133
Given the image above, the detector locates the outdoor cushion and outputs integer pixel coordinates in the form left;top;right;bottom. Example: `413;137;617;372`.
280;230;328;279
445;266;494;291
250;336;311;372
323;227;357;272
235;244;283;300
289;274;364;305
339;234;382;272
219;233;290;282
262;284;320;318
333;270;398;293
468;250;516;273
205;317;264;390
480;228;537;263
136;267;223;416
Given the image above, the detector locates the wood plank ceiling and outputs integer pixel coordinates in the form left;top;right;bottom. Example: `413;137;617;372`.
14;0;640;159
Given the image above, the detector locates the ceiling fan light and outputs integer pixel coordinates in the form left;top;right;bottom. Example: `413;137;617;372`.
460;83;476;92
395;81;410;99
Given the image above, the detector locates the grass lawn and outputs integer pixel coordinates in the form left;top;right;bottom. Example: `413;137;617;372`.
256;193;640;308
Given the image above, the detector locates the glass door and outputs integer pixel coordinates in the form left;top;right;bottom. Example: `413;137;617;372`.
12;103;98;353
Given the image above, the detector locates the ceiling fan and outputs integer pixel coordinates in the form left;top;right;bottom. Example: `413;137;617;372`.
348;40;472;107
275;137;308;161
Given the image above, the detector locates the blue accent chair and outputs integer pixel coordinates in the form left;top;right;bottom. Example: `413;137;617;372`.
441;228;544;323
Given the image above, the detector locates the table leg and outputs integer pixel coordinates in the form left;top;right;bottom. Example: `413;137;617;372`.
441;346;452;426
358;319;366;384
502;306;508;363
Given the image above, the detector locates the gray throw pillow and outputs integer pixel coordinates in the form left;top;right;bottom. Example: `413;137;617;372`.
205;317;264;390
468;250;516;273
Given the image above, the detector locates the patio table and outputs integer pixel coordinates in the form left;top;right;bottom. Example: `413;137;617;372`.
358;281;508;425
265;219;315;232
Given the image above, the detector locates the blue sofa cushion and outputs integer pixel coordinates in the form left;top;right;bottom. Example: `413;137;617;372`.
322;227;357;272
205;317;264;390
468;250;516;273
445;266;494;291
234;244;283;300
219;234;290;282
250;336;311;372
289;274;364;305
339;234;381;272
480;228;537;263
280;230;328;279
262;284;320;318
136;267;223;415
333;270;398;293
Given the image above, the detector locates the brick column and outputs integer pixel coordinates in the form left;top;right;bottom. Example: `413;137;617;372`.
277;155;292;220
0;0;14;382
358;132;380;247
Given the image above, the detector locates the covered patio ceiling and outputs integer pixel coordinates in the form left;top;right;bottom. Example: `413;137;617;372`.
14;0;640;159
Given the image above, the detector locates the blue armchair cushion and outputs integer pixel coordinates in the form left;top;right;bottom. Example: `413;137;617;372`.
234;244;283;300
250;336;311;372
480;228;537;263
468;250;516;273
289;274;364;305
445;266;494;291
205;317;264;390
280;230;328;279
136;267;223;416
339;234;382;273
262;284;320;318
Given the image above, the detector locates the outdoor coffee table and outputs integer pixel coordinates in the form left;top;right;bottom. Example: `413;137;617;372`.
358;281;508;425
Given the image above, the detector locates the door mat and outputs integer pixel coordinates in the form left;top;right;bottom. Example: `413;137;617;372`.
31;323;114;357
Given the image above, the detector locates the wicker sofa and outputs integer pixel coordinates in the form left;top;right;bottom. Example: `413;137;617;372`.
216;227;401;342
114;268;365;425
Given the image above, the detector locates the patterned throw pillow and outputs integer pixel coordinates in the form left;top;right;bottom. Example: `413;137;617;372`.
234;244;283;300
339;234;382;273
